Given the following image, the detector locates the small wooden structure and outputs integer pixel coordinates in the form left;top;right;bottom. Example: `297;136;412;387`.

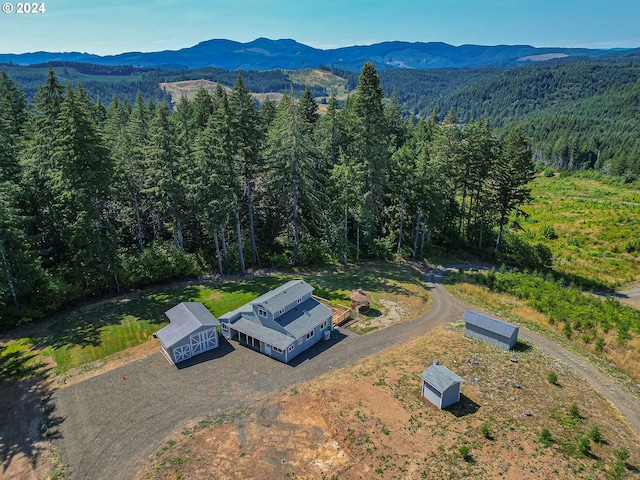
350;288;371;313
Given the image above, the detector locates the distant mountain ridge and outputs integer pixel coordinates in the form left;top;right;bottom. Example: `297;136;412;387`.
1;37;638;71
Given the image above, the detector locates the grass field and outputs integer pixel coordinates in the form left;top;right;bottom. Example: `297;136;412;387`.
523;172;640;287
0;261;426;378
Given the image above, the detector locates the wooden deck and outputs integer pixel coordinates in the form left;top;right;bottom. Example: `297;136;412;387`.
313;295;352;326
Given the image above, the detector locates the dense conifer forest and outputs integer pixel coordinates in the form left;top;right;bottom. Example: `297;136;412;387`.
0;63;549;328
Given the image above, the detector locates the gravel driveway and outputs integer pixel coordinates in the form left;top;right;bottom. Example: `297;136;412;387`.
49;268;640;479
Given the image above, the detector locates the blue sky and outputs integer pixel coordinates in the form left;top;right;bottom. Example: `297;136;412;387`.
1;0;639;55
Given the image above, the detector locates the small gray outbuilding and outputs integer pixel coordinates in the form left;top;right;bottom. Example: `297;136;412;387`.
154;302;221;365
462;310;519;351
419;361;465;409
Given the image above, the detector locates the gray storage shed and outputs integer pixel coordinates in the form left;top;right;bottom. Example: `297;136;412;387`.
462;310;519;351
419;361;465;409
154;302;221;365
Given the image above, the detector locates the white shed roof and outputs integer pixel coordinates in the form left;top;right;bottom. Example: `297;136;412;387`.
462;310;518;338
419;364;465;393
155;302;220;348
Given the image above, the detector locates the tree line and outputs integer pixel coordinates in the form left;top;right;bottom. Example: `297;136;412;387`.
0;63;537;329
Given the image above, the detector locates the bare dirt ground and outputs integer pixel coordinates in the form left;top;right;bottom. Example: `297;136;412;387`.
138;325;640;480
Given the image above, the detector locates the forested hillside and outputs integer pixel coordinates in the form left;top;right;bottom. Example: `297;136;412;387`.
381;58;640;178
5;55;639;178
0;65;542;328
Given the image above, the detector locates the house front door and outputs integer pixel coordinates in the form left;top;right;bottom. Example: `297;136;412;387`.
264;343;271;356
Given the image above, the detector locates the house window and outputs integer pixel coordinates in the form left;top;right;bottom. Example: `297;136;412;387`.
279;308;285;315
297;298;302;304
221;323;228;331
273;346;284;354
306;330;315;340
258;308;267;317
288;344;295;352
321;320;327;329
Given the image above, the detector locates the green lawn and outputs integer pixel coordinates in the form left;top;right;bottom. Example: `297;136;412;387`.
0;261;425;378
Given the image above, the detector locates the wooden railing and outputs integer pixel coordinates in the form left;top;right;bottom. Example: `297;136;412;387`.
313;295;352;326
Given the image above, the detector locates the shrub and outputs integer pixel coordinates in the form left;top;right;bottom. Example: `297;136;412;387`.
538;224;558;240
615;447;630;463
458;445;471;461
588;425;602;444
544;167;555;177
624;238;640;253
607;460;627;480
578;436;591;456
569;403;581;420
547;372;558;385
480;423;491;439
539;428;553;446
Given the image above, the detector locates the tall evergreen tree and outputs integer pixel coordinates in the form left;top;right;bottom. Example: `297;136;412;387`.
267;89;323;258
492;127;535;252
147;102;185;251
229;72;263;265
344;62;390;248
50;85;113;294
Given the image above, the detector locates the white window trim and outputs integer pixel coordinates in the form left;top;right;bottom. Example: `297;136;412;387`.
298;338;303;345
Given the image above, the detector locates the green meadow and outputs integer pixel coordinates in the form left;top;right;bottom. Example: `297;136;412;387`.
522;172;640;287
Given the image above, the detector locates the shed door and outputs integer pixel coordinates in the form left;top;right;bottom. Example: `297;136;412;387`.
190;331;206;355
190;329;218;355
173;344;192;363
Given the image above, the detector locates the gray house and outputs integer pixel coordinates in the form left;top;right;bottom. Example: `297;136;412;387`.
219;280;333;364
462;310;519;351
154;302;221;365
419;361;465;409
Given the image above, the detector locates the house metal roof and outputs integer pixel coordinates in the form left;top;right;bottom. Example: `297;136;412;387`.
419;364;465;393
462;310;519;338
155;302;220;349
250;279;313;314
227;298;332;349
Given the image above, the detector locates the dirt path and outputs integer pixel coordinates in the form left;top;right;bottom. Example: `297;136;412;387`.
46;266;640;479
